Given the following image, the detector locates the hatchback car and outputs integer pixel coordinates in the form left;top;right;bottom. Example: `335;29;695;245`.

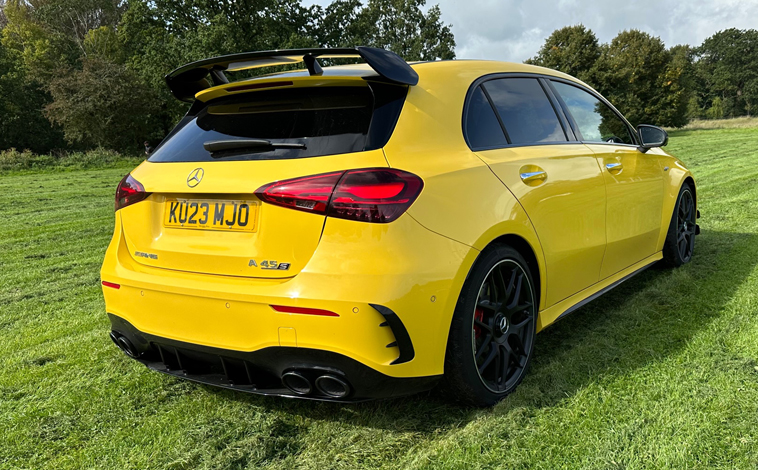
101;47;698;406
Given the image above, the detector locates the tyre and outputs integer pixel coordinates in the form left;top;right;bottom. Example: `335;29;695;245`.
662;183;696;267
443;245;537;406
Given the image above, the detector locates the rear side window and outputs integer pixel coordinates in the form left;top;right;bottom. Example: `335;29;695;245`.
465;86;508;149
149;85;405;162
483;78;567;145
551;81;635;145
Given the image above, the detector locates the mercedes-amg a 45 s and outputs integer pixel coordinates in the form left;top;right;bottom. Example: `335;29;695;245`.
101;47;698;406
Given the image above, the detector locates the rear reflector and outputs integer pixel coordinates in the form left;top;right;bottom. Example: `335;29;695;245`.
102;281;121;289
255;168;423;223
115;174;151;211
270;305;339;317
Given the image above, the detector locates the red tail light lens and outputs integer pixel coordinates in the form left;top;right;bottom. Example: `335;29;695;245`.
329;169;424;223
255;171;343;215
255;168;423;223
115;174;150;211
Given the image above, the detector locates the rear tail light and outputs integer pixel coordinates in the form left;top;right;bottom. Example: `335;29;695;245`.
255;172;343;215
328;169;423;223
115;174;150;211
255;168;423;223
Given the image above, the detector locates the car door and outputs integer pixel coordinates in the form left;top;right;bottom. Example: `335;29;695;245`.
466;76;607;307
548;80;664;279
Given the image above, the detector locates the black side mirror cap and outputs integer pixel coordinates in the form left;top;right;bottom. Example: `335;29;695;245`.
637;124;668;148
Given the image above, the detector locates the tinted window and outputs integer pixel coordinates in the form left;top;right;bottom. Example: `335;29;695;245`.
149;85;403;162
465;86;508;149
482;78;567;145
551;81;635;145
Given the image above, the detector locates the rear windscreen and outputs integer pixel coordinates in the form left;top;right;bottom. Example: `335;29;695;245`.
149;84;405;162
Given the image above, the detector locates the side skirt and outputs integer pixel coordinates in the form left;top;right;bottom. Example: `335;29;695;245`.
536;252;662;331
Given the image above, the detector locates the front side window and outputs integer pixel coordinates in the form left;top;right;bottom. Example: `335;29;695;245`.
482;78;567;145
551;81;635;145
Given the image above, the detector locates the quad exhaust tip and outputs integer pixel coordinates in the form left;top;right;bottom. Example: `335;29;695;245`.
281;371;313;395
315;374;351;399
281;371;351;398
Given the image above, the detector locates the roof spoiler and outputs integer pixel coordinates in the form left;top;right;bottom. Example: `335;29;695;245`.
165;46;419;102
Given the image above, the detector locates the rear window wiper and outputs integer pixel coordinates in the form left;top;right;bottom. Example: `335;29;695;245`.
203;139;306;155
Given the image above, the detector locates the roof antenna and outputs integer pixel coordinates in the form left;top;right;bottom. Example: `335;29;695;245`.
303;55;323;76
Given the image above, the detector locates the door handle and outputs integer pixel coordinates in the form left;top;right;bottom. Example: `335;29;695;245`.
520;171;547;184
606;162;623;173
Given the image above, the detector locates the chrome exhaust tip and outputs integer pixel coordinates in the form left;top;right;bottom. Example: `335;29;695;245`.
281;371;313;395
315;374;351;399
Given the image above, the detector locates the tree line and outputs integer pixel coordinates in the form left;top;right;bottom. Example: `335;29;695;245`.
0;1;755;155
0;0;455;154
526;25;758;130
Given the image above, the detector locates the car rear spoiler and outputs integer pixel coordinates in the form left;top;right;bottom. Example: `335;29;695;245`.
165;46;419;102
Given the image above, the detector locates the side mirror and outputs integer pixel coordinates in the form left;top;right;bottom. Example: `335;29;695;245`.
637;124;668;148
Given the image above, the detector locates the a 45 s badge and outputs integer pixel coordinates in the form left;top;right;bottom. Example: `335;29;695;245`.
249;260;290;270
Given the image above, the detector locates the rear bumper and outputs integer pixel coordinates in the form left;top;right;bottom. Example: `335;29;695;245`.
109;314;440;402
101;211;478;382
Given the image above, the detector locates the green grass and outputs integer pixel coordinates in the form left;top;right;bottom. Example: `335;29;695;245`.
678;116;758;131
2;125;758;469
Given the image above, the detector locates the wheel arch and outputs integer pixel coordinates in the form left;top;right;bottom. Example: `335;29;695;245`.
657;166;696;252
439;227;546;366
683;176;697;206
482;234;542;309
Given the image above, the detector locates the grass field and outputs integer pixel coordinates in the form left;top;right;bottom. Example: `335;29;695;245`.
2;126;758;469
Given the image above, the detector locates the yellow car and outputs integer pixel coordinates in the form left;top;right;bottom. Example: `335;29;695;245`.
101;47;698;406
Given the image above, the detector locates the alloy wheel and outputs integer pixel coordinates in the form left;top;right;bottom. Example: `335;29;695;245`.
471;259;536;393
677;189;696;263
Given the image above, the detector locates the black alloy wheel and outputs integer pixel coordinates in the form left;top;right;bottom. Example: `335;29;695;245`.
676;188;696;263
663;183;697;267
472;260;535;392
444;245;537;406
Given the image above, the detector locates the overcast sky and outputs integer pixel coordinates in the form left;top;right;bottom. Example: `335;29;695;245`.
303;0;758;62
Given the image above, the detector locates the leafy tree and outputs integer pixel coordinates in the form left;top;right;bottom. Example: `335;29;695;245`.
1;0;457;153
706;97;724;119
309;0;362;49
0;0;8;29
0;39;64;151
592;30;687;127
686;95;703;120
667;44;695;126
45;57;159;150
2;0;122;76
694;28;758;117
525;25;599;83
312;0;455;60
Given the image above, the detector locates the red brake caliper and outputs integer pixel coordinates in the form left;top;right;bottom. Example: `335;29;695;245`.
474;308;484;339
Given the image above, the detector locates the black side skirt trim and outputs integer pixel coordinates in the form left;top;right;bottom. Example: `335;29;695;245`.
555;259;657;323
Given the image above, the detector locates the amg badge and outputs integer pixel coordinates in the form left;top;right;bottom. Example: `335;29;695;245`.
135;251;158;260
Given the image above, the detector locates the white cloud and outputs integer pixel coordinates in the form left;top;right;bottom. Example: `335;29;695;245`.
301;0;758;62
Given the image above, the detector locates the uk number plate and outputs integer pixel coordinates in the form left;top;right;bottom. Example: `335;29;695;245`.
163;199;258;232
